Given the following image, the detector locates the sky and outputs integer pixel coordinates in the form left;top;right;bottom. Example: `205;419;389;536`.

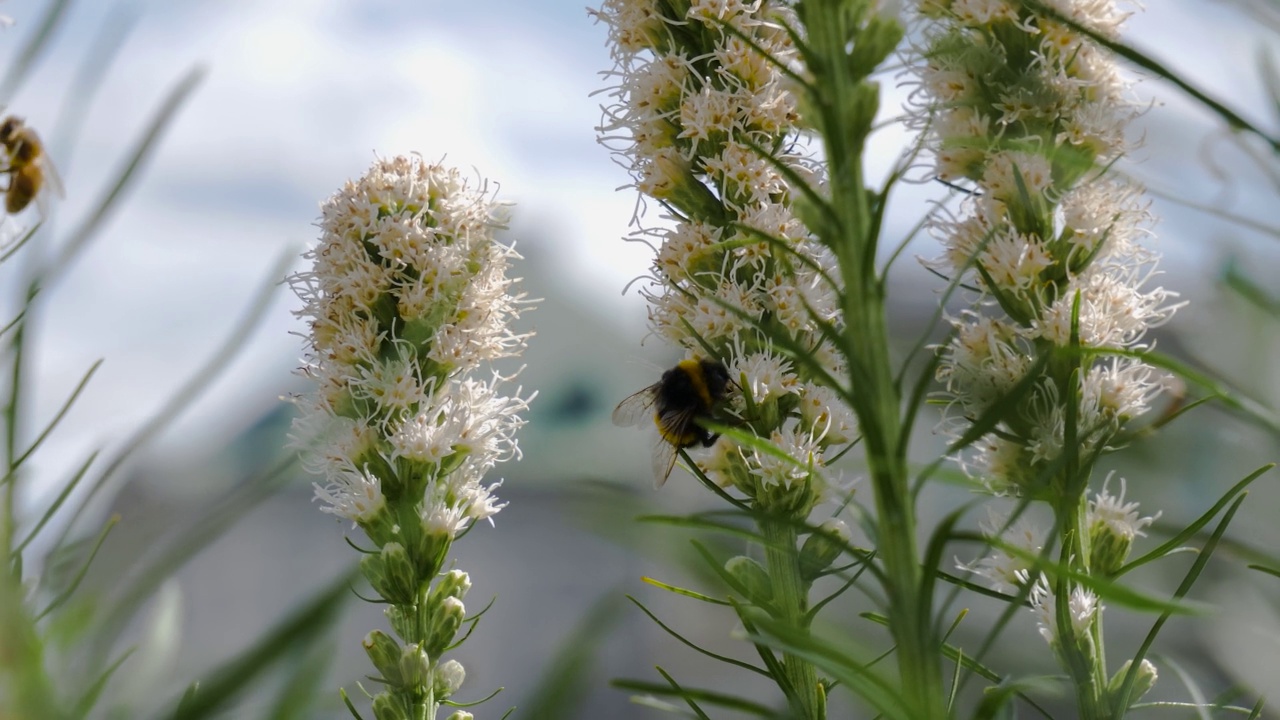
2;0;1277;517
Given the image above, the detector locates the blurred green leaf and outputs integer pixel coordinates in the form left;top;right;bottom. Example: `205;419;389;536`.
158;566;357;720
627;595;768;677
0;0;74;103
518;593;624;719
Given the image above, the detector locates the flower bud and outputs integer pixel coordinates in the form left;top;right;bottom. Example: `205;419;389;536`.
434;658;466;699
725;555;772;604
444;712;474;720
1089;523;1132;577
360;543;417;604
412;527;453;579
426;596;466;657
800;519;851;582
363;631;404;687
398;642;431;689
384;605;413;641
371;691;410;720
436;569;472;601
1107;658;1158;709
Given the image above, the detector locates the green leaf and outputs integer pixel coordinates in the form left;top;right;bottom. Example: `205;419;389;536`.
2;359;101;486
264;641;337;720
1117;464;1271;576
965;531;1200;616
36;514;118;621
627;595;769;677
1112;495;1247;714
614;675;775;717
45;65;200;279
13;450;97;555
158;567;356;720
742;613;913;719
521;594;626;718
0;0;74;101
1023;0;1280;152
70;647;135;719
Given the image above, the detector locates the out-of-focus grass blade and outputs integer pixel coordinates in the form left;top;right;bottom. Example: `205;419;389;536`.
518;593;625;719
1261;49;1280;124
157;567;356;720
1161;655;1212;720
1117;464;1270;576
13;450;96;555
1224;261;1280;316
170;683;199;717
0;223;41;265
70;647;134;720
972;675;1059;720
970;531;1199;615
55;248;292;561
1248;563;1280;579
0;0;74;103
1113;495;1245;714
638;511;764;543
51;5;139;178
1106;347;1280;436
35;513;117;620
264;639;337;720
87;454;295;664
1023;0;1280;152
614;674;774;717
49;64;205;276
3;357;101;481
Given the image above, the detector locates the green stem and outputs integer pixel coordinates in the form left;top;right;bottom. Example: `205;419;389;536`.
760;515;822;719
1057;494;1109;719
800;0;944;716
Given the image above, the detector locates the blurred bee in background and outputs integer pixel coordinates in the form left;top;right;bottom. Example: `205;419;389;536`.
613;358;734;487
0;115;63;215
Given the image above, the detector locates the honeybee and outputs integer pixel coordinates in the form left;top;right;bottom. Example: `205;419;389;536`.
0;115;63;215
613;358;734;487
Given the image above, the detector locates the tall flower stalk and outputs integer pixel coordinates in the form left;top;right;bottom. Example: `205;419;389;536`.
912;0;1178;715
289;156;531;720
594;0;945;717
594;1;856;716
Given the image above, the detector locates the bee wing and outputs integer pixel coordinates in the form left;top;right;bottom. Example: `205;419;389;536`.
651;403;701;487
650;430;679;488
26;127;63;199
612;384;659;428
39;152;64;200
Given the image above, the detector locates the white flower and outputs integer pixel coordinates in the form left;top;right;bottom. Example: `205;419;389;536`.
435;659;466;698
1030;578;1102;646
797;382;858;445
1088;473;1159;541
959;507;1045;594
313;465;386;527
914;0;1181;495
750;425;826;491
292;156;531;541
732;349;798;404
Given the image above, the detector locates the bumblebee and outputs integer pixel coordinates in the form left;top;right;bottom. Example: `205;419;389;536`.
0;115;63;215
613;358;733;487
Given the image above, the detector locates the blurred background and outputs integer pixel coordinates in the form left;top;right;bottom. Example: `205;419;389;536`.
3;0;1279;717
